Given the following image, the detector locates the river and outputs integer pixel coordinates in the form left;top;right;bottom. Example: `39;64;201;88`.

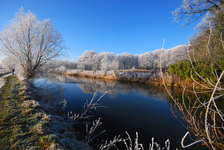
33;73;207;150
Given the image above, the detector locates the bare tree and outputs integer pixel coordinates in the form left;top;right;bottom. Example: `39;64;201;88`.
172;0;223;26
0;8;65;79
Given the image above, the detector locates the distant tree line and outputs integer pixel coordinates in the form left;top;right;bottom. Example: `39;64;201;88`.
42;45;188;73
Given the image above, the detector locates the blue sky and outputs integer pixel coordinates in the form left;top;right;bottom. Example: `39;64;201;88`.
0;0;202;61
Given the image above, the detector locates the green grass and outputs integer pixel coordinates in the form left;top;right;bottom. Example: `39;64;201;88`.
0;75;55;149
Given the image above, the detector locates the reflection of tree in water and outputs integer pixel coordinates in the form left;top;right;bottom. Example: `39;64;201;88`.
36;73;178;100
75;78;169;100
35;73;82;84
32;74;63;103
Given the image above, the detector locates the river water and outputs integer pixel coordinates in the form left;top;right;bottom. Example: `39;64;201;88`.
33;73;207;150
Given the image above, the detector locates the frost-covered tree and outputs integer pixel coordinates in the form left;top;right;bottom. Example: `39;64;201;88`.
160;46;188;69
1;56;17;70
138;52;154;69
152;49;165;69
110;54;119;71
92;54;102;71
133;54;139;69
188;4;224;71
84;63;92;70
81;51;119;71
173;0;224;26
77;50;96;63
100;53;109;71
0;8;65;79
108;52;119;71
99;52;119;71
118;52;135;69
77;50;101;71
42;60;78;72
77;62;85;70
161;49;171;68
58;60;78;69
168;46;188;62
76;45;188;71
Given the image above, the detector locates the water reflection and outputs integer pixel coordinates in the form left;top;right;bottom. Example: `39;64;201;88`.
36;73;172;101
34;73;206;150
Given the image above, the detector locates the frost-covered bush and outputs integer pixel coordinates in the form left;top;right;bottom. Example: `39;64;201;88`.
94;70;107;77
82;70;95;76
119;71;154;81
77;50;96;63
65;69;80;74
106;70;117;78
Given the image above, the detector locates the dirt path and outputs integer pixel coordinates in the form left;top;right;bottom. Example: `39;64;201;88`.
0;73;12;89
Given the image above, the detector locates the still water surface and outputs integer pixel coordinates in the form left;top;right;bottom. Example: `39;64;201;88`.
33;73;206;149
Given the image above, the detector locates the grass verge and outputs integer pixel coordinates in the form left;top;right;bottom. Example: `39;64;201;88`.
0;75;90;150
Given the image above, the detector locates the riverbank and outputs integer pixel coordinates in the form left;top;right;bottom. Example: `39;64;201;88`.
63;69;159;82
62;69;198;89
0;75;90;149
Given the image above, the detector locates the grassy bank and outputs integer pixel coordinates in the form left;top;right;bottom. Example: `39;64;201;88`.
63;70;202;89
63;69;158;83
0;75;90;150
